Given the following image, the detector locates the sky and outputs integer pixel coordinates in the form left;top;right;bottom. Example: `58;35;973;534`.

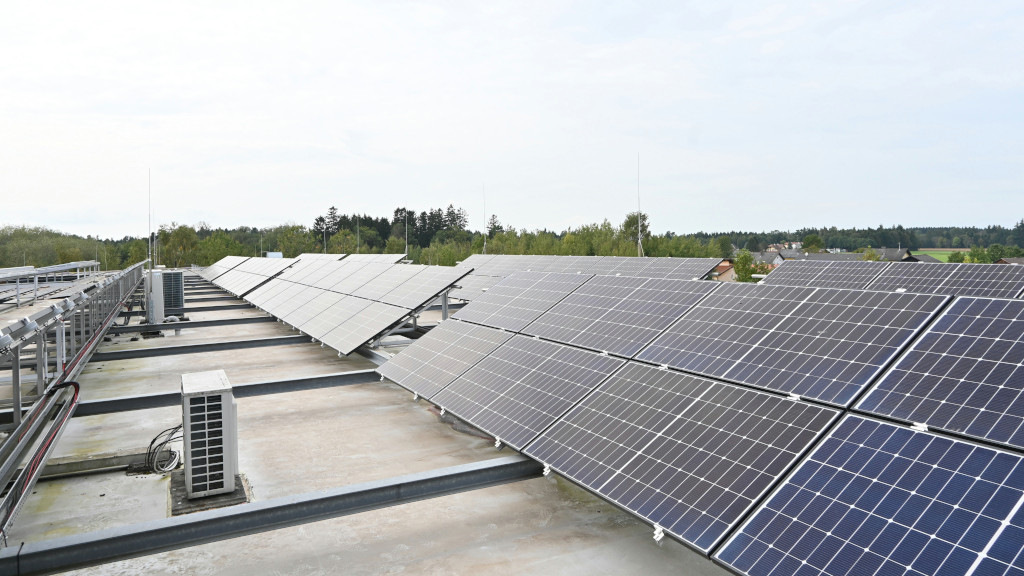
1;1;1021;239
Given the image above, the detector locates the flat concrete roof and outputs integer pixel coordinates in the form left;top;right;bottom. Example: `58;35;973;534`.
7;272;730;575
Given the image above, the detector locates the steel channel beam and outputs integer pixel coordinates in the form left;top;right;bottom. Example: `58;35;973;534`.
0;455;543;576
117;304;251;318
73;369;379;416
107;316;275;334
89;334;309;362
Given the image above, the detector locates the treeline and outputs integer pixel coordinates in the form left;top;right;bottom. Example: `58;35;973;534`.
4;212;1024;270
701;222;1024;253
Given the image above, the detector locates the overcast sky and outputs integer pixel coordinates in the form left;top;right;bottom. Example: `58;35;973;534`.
1;1;1021;239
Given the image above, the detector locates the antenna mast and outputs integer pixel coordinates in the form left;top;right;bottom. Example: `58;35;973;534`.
483;184;487;255
637;153;644;257
148;169;152;268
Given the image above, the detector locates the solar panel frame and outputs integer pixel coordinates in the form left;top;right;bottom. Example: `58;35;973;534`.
525;362;839;554
716;414;1024;576
636;284;950;406
431;335;625;450
858;296;1024;451
377;320;513;398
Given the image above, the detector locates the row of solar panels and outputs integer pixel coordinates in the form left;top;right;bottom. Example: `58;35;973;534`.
763;259;1024;299
378;271;1024;575
450;255;723;301
200;254;467;356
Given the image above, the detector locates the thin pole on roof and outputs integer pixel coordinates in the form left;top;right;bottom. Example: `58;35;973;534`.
405;209;408;257
483;184;487;255
637;153;644;258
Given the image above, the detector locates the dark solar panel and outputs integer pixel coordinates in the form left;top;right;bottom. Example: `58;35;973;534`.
431;335;624;450
762;260;892;290
636;284;949;406
859;297;1024;451
523;276;720;357
377;320;513;398
641;257;722;280
717;415;1024;576
525;362;838;553
866;262;1024;298
453;271;594;332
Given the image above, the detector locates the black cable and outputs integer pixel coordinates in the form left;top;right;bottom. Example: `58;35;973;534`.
147;424;183;474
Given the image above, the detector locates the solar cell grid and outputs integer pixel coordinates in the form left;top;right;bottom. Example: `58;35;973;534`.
940;264;1024;299
640;257;721;280
448;274;503;301
298;295;371;339
379;266;470;309
377;320;513;398
453;271;593;332
309;261;366;290
431;335;624;450
761;260;892;290
320;300;408;354
717;415;1024;576
636;284;949;406
525;363;838;553
524;276;720;357
328;263;393;294
244;278;288;308
859;297;1024;451
350;265;424;301
280;289;339;328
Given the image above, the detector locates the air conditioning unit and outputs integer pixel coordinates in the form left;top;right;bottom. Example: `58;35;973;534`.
146;270;165;324
181;369;238;499
163;271;184;309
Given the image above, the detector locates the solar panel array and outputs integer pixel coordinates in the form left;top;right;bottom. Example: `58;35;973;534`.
450;255;722;301
717;415;1024;576
764;260;1024;299
859;297;1024;451
199;255;249;282
373;260;1024;573
212;257;298;297
636;283;949;406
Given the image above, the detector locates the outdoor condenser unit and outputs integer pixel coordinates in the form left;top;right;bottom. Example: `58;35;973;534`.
162;270;184;309
181;369;238;499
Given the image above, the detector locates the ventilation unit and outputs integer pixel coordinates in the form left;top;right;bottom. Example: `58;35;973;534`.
181;369;238;499
163;271;184;309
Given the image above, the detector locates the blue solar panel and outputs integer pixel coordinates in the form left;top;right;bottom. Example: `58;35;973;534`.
453;271;594;332
716;415;1024;576
525;362;838;553
636;284;949;406
859;297;1024;451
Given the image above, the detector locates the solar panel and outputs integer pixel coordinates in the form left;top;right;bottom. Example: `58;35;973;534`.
309;260;369;290
244;278;288;308
761;260;892;290
298;295;372;339
379;266;471;309
201;256;249;282
275;258;324;283
525;362;838;553
281;290;342;328
431;335;624;450
858;297;1024;451
717;415;1024;576
453;271;594;332
350;265;424;301
455;253;498;269
328;262;393;294
448;274;503;301
377;320;513;398
319;300;409;355
639;257;722;280
266;285;321;320
636;284;949;406
866;262;1024;298
343;253;407;263
523;276;720;357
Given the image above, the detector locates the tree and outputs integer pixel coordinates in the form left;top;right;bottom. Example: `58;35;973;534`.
861;248;881;261
487;214;503;238
620;212;651;248
714;236;733;260
987;244;1007;263
802;234;824;253
947;251;966;263
1014;220;1024;248
968;245;989;263
325;206;340;236
744;237;761;252
443;204;468;231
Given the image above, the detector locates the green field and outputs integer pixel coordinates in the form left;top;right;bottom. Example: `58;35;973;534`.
916;249;969;263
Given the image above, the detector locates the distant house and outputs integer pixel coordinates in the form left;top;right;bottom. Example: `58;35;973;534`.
711;261;737;282
753;251;784;267
996;257;1024;265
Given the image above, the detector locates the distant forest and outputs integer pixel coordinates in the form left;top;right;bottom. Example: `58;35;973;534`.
2;208;1023;269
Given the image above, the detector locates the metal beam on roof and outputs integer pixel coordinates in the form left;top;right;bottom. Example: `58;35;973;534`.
88;334;309;362
106;316;275;334
0;455;543;576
